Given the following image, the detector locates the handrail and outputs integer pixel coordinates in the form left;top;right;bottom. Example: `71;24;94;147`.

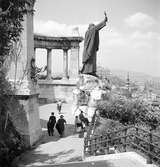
134;135;160;150
85;125;134;140
131;142;160;162
135;126;160;139
84;125;160;165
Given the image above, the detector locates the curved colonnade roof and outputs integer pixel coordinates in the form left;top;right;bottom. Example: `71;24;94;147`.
34;34;83;49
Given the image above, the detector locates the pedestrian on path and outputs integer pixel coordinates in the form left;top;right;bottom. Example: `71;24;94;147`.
79;110;89;127
74;116;83;133
47;112;56;136
57;100;63;114
56;115;66;137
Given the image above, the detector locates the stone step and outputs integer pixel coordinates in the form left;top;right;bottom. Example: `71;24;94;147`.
21;152;157;167
44;160;115;167
84;152;158;167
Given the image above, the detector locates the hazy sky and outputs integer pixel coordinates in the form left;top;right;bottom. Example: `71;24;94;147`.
34;0;160;77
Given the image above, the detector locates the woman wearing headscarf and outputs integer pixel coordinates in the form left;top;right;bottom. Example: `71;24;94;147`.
56;115;66;137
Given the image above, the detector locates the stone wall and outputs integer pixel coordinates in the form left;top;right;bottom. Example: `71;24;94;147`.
38;80;77;103
11;95;42;148
6;1;42;147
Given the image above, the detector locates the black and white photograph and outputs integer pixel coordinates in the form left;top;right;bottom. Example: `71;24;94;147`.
0;0;160;166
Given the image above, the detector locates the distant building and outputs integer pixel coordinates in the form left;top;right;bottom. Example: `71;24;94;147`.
119;73;132;98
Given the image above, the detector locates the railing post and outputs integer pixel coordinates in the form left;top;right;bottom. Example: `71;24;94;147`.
100;135;103;147
107;133;110;154
123;128;127;152
88;138;92;155
103;135;107;154
94;138;97;155
84;137;87;158
147;129;153;164
135;127;139;146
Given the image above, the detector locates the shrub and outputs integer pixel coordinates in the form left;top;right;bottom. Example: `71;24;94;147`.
94;118;124;136
97;97;160;129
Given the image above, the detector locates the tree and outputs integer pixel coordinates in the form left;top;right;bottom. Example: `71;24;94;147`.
0;0;35;165
0;0;35;65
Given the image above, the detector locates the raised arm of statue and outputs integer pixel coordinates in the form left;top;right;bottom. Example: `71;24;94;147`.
94;11;108;31
94;20;106;31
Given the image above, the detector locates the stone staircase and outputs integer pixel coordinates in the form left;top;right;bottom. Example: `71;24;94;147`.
83;125;160;167
84;152;158;167
40;152;157;167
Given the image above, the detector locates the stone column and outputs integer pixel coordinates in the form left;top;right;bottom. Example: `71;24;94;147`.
46;48;52;80
69;45;80;79
63;49;68;79
6;1;42;147
34;47;36;57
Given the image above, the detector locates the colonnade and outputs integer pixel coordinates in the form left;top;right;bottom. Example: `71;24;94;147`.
34;35;83;80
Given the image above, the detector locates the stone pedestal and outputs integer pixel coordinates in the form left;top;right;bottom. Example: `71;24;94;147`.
6;1;42;147
12;94;41;147
73;74;110;122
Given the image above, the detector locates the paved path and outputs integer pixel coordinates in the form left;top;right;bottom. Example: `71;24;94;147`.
17;102;84;166
16;103;157;167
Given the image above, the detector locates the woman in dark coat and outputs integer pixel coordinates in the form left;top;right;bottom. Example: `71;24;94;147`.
47;112;56;136
56;115;66;137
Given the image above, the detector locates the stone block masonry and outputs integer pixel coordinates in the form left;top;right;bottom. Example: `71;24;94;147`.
6;1;42;147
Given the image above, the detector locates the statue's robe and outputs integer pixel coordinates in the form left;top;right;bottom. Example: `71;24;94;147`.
81;20;106;76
